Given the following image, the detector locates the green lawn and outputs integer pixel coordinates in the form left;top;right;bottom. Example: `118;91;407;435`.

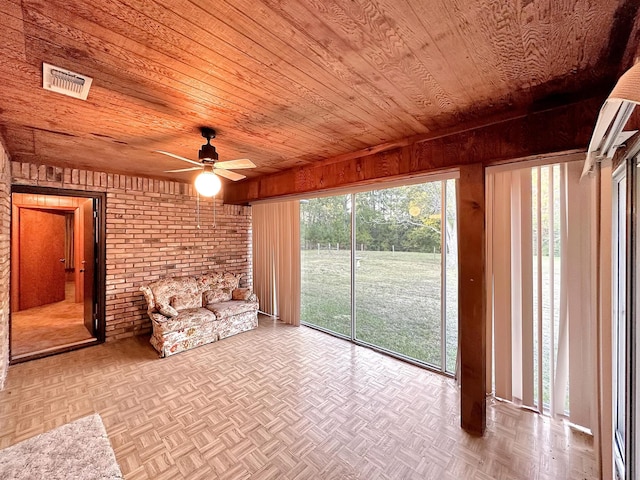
301;249;458;370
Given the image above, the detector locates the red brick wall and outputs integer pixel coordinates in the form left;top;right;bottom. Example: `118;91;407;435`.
0;143;10;388
11;162;252;341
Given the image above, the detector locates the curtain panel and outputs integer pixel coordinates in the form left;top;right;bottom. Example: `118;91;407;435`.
252;201;301;326
486;160;598;432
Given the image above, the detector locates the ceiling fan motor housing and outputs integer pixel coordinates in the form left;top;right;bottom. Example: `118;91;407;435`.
199;143;218;163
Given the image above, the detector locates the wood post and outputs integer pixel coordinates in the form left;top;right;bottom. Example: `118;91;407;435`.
457;163;486;436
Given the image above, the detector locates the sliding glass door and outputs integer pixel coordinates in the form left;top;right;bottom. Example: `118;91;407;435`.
612;156;640;480
300;177;458;373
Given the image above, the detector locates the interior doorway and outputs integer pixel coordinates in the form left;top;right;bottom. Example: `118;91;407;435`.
10;187;106;362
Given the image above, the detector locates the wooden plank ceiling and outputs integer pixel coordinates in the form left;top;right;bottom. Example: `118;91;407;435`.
0;0;638;188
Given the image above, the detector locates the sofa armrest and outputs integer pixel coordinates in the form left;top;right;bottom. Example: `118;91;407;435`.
140;285;155;312
248;293;258;303
149;311;169;324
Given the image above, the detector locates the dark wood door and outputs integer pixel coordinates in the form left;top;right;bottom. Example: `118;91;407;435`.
82;199;95;335
19;208;66;310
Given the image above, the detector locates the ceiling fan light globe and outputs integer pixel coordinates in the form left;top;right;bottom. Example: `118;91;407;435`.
195;170;221;197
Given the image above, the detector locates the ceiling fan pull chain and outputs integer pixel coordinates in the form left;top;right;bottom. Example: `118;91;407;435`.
212;196;216;229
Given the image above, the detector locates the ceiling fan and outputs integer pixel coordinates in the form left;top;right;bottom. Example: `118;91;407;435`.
155;127;255;197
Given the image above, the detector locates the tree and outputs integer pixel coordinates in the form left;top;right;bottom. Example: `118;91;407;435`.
403;215;441;252
301;181;449;252
301;195;350;248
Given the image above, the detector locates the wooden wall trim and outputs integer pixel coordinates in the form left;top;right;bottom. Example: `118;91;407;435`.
224;97;602;204
10;203;19;313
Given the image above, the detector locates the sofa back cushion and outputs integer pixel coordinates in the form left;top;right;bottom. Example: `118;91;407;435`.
147;276;201;310
203;288;232;305
170;292;202;310
197;272;240;292
196;272;224;291
220;273;240;290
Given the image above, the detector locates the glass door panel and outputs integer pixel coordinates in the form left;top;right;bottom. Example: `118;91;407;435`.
444;178;459;373
614;173;626;475
300;196;351;336
354;183;443;367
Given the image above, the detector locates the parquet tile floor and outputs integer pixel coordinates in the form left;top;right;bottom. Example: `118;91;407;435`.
0;316;597;479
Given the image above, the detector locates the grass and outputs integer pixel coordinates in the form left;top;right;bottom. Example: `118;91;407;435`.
300;249;458;370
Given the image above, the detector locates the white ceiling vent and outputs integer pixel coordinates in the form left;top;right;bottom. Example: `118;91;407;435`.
42;62;93;100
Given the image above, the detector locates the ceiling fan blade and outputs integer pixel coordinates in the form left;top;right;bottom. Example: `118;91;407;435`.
215;168;246;181
215;159;256;170
155;150;202;167
164;167;202;173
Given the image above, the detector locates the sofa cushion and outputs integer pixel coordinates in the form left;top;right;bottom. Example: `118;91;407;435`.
154;307;217;334
156;302;179;318
203;287;232;304
232;288;252;301
205;300;258;320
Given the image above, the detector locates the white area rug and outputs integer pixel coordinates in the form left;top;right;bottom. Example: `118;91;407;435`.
0;414;123;480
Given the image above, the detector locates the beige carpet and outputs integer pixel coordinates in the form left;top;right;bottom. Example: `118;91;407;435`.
0;414;123;479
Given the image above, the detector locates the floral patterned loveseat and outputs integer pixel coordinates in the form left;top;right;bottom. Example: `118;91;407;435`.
140;272;258;357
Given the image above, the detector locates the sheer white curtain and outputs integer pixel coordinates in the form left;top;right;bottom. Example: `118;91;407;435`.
486;160;598;431
252;200;301;326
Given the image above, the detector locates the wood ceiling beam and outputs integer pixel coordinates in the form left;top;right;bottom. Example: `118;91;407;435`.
224;96;604;204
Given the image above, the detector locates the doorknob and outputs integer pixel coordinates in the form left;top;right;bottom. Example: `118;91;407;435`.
59;258;65;263
80;269;85;272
